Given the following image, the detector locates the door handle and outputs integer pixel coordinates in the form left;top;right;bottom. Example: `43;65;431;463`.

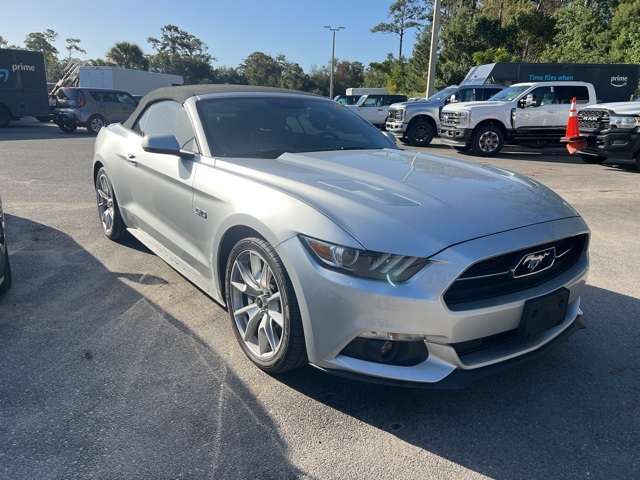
127;154;137;166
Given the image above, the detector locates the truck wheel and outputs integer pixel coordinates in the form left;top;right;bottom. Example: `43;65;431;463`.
578;153;606;165
406;120;435;147
470;126;504;157
0;106;11;128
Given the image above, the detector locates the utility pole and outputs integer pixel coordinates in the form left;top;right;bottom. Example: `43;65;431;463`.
426;0;441;98
324;25;345;99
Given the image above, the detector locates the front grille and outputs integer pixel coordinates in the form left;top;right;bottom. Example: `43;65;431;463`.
441;111;464;127
578;109;610;131
443;234;588;308
387;108;403;122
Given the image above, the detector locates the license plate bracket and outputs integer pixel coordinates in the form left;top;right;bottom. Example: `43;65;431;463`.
518;288;569;339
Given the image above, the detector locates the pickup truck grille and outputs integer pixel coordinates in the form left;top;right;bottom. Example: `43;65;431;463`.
387;108;403;122
443;234;588;308
578;110;610;131
440;111;464;127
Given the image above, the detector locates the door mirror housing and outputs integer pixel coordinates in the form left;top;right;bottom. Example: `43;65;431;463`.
142;135;194;159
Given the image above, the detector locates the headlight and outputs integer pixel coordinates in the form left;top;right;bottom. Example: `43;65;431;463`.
301;236;429;282
458;111;470;126
609;115;640;128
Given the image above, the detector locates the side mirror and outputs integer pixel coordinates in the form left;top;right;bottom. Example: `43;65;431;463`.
142;134;194;159
449;94;457;104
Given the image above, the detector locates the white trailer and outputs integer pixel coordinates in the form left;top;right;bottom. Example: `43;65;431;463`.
77;67;184;96
345;87;388;96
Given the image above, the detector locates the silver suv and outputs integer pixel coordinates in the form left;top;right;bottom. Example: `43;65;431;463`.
53;87;138;134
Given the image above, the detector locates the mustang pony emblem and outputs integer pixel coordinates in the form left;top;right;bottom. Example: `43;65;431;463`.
523;252;550;272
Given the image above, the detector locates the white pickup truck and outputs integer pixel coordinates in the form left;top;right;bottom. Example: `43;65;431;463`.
345;94;407;128
439;81;598;156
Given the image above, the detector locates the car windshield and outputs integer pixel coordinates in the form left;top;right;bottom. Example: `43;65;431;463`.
489;85;531;101
197;96;399;159
425;86;459;102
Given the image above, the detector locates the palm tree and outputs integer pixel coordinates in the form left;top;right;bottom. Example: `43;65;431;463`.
105;42;149;70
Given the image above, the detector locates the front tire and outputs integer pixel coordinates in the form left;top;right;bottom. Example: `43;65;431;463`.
406;119;435;147
225;237;307;373
578;153;607;165
470;125;504;157
87;115;105;135
95;167;126;240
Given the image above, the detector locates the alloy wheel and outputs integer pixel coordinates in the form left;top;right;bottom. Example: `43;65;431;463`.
229;250;284;360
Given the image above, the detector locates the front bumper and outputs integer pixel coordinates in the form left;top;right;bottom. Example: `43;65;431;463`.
277;217;589;387
439;127;473;146
580;130;640;159
54;111;79;127
385;121;408;137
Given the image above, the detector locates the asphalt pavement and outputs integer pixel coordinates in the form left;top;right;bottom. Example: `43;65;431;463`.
0;119;638;480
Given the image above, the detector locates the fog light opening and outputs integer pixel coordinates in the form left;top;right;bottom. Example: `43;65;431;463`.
340;335;429;366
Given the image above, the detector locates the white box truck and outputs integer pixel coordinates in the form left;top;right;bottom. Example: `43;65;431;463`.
76;67;184;96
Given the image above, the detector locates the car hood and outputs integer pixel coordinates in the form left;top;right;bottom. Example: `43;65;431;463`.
583;101;640;114
218;149;579;256
443;100;509;112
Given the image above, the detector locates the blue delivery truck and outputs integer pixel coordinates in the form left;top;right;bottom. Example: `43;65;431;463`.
0;48;50;127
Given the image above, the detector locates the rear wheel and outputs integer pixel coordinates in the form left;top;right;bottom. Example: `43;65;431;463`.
470;125;504;157
579;153;607;165
87;115;105;135
95;167;126;240
406;119;435;147
59;123;77;133
225;237;307;373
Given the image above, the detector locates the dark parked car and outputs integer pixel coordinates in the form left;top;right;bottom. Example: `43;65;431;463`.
53;87;138;134
0;193;11;295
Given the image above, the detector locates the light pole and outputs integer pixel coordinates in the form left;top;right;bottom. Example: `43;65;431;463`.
324;25;345;100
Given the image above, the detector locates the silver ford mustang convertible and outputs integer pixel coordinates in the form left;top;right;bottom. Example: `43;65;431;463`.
92;85;589;388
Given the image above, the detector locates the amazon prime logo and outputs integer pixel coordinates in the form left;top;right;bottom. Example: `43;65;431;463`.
512;247;556;278
611;75;628;88
0;69;9;82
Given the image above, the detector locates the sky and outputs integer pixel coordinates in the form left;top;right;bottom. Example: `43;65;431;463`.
1;0;421;72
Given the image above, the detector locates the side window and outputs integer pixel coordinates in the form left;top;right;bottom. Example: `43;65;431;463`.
555;86;590;104
363;96;382;107
458;89;476;102
526;87;553;107
482;88;501;100
89;91;103;102
102;92;118;104
116;92;137;106
132;100;199;152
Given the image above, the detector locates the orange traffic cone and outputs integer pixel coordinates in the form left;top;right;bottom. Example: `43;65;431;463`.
561;96;587;154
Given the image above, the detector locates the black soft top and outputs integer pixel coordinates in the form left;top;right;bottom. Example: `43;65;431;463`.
122;84;317;129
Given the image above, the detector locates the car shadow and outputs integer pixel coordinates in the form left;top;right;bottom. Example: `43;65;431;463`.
0;119;90;141
0;215;307;479
276;284;639;480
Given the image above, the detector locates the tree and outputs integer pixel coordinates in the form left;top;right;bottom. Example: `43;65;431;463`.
147;25;216;84
65;38;86;59
24;29;63;81
147;24;213;58
371;0;429;58
239;52;283;87
106;42;149;70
